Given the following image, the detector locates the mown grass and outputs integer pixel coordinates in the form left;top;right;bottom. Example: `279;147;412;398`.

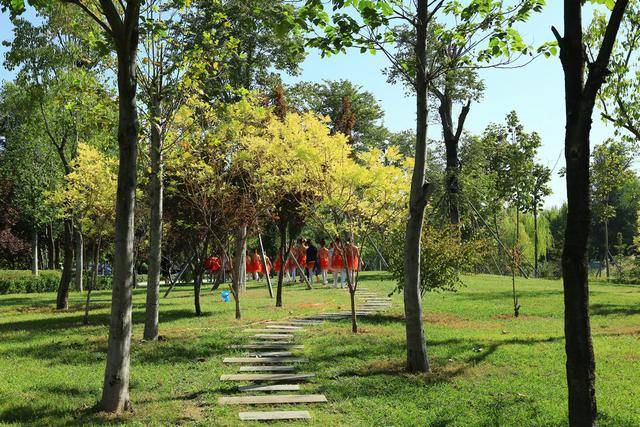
0;272;638;426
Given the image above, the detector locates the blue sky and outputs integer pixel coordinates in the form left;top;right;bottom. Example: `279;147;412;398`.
0;4;620;208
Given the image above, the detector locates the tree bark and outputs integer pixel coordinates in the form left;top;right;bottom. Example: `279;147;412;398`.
534;207;539;277
604;219;610;279
349;288;357;333
100;17;141;413
144;112;163;341
258;233;273;298
84;240;100;325
554;1;628;424
75;229;83;291
56;218;74;309
403;0;433;374
31;229;39;276
436;88;470;226
47;222;55;270
54;235;61;268
194;266;203;316
275;228;288;308
232;225;247;319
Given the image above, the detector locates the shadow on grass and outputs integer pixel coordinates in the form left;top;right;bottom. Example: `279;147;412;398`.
591;303;640;316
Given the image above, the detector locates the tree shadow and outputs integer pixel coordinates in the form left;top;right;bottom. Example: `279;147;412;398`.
590;303;640;316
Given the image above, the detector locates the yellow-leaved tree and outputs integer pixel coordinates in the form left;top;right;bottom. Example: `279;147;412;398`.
48;142;117;323
308;146;410;332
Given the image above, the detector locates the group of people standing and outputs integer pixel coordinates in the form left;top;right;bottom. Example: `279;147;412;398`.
272;237;360;288
204;237;361;288
239;237;360;288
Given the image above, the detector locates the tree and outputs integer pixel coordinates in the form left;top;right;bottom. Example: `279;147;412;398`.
591;139;634;278
2;12;114;305
551;0;630;423
589;2;640;145
48;143;117;322
298;0;546;372
531;163;551;277
0;82;60;276
286;79;387;151
484;111;544;313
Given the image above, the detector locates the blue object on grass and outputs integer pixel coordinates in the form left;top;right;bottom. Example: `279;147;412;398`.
221;290;231;302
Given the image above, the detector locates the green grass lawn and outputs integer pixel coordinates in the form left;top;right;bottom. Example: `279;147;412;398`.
0;272;638;426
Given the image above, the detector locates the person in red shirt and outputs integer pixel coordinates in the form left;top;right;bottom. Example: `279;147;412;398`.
317;240;330;285
345;237;360;286
331;237;346;288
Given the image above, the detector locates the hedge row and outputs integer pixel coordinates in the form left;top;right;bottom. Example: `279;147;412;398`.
0;270;113;295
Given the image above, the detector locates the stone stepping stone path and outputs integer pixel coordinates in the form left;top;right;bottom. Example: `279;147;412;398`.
238;365;296;372
224;357;307;364
219;394;327;405
239;411;311;421
218;287;393;422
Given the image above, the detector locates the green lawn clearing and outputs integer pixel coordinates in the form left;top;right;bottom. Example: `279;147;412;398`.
0;272;638;426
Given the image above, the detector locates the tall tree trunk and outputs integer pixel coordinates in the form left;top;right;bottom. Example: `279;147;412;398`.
349;287;357;333
258;233;273;298
31;229;39;276
84;240;100;325
54;235;61;268
436;88;470;226
75;229;83;291
554;1;628;424
232;225;247;319
275;228;287;308
144;113;163;341
47;222;55;270
100;27;141;413
194;267;203;316
56;218;74;309
604;219;610;279
403;0;433;373
534;207;539;277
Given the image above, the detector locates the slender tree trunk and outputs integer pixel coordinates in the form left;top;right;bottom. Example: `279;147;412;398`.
275;229;288;308
437;88;469;226
75;229;83;291
604;219;610;279
258;233;273;298
84;240;100;325
534;207;539;278
56;219;74;309
144;113;163;341
232;225;247;319
555;1;629;423
100;27;141;413
513;209;520;317
47;222;55;270
31;229;39;276
403;0;432;373
349;288;357;333
194;267;202;316
54;236;61;268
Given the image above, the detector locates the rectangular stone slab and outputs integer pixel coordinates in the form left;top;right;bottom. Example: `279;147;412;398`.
239;365;295;372
238;411;311;421
244;329;301;334
265;325;303;330
220;394;327;405
224;357;307;364
229;344;304;350
253;334;294;339
245;351;294;357
238;384;301;392
220;373;315;381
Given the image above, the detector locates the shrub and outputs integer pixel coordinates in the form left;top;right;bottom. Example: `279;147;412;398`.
0;270;61;294
0;270;116;294
386;224;484;296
